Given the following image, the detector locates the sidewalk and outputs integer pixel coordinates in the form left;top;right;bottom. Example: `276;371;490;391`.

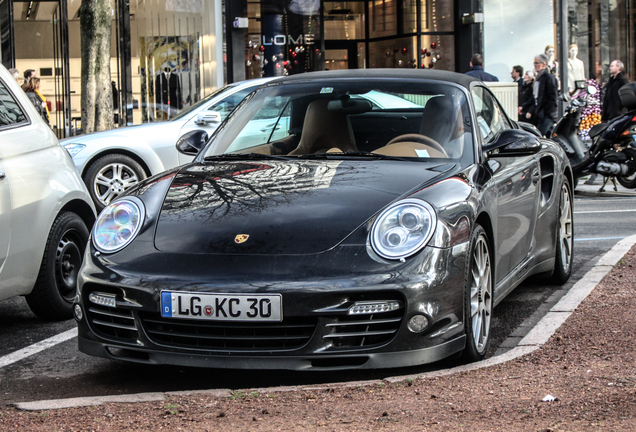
575;175;636;197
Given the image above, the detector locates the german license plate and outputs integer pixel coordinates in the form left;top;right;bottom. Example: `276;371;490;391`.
161;291;282;322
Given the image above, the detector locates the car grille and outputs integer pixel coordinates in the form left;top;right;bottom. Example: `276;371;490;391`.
140;313;317;351
324;308;404;349
86;304;139;342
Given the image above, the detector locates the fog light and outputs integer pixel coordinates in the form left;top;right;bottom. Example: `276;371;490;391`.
407;314;429;333
89;292;117;308
348;301;401;315
73;304;83;321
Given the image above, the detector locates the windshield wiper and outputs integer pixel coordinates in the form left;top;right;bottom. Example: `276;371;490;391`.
204;153;293;161
300;151;412;161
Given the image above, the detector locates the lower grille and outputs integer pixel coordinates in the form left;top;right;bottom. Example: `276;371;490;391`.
140;313;317;351
324;308;404;348
86;304;139;342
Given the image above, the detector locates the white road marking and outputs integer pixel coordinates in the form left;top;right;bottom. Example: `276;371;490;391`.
0;328;77;369
575;209;636;214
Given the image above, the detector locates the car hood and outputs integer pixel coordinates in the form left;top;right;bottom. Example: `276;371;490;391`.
153;159;453;255
61;121;183;144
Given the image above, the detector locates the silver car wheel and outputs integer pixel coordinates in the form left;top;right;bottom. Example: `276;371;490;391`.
470;234;492;353
557;183;573;273
93;163;140;207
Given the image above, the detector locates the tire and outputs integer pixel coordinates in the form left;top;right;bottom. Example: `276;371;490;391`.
616;149;636;188
462;224;493;363
25;212;89;321
84;154;146;211
617;171;636;189
550;181;574;284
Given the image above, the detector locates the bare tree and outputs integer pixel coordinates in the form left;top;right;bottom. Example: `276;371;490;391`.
79;0;113;133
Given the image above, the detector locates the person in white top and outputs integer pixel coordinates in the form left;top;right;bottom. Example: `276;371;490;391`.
567;44;586;94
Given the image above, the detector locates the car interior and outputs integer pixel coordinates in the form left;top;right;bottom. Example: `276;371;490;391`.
218;88;470;160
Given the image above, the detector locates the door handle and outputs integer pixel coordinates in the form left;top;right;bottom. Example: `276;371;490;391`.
0;172;5;180
532;169;540;185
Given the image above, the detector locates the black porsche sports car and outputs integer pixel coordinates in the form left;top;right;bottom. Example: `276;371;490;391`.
76;70;573;370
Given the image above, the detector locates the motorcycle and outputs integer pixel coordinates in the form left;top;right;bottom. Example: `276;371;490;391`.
550;81;636;190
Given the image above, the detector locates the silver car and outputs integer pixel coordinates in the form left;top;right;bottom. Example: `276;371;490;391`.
0;65;96;320
61;78;274;210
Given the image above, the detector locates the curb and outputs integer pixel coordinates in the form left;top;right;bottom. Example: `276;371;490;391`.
13;234;636;411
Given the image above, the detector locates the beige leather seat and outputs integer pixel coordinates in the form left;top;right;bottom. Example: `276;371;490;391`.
419;95;464;158
288;99;358;155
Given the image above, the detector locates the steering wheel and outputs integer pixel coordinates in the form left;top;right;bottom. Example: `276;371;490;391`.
386;134;447;156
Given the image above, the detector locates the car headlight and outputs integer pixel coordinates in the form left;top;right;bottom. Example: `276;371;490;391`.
92;197;145;253
62;142;86;157
370;199;436;260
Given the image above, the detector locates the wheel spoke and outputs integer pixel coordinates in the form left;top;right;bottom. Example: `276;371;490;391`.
470;235;492;352
94;173;113;187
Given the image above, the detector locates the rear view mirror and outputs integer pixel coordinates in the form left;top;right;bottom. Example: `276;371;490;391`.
195;110;222;125
176;130;208;155
327;98;373;114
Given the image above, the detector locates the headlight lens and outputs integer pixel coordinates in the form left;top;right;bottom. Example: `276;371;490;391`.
370;199;436;259
62;142;86;157
92;197;145;253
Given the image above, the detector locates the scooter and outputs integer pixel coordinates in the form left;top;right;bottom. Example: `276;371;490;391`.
551;82;636;190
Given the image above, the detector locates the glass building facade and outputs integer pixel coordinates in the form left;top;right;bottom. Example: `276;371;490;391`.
1;0;224;137
4;0;630;137
243;0;457;79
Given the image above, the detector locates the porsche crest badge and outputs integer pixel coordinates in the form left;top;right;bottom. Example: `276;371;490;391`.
235;234;249;244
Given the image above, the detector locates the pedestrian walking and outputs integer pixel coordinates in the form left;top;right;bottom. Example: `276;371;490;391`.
511;65;524;105
465;54;499;82
519;70;535;123
601;60;630;122
519;54;558;136
22;77;50;126
8;68;20;85
23;69;36;84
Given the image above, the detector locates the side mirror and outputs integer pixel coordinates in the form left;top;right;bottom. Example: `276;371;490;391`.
483;129;542;157
195;110;222;125
176;130;208;156
516;121;542;137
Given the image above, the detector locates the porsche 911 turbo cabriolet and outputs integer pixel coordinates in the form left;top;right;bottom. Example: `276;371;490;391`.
75;69;573;370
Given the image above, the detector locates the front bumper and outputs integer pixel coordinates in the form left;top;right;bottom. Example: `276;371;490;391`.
76;242;469;370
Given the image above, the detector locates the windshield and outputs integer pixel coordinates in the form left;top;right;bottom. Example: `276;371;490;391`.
204;79;473;162
169;85;234;121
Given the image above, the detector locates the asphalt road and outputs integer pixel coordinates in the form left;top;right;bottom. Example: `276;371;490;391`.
2;193;636;405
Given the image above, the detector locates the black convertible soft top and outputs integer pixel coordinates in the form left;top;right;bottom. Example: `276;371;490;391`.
262;68;479;90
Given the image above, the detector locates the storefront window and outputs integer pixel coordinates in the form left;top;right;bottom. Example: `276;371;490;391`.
369;0;397;38
246;0;322;78
324;2;366;40
403;0;454;33
420;35;454;71
131;0;211;124
369;37;417;69
420;0;454;32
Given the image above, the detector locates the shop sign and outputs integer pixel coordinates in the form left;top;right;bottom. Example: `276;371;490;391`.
249;34;315;46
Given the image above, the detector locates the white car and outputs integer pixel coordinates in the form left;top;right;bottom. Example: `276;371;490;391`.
0;65;96;320
61;77;274;210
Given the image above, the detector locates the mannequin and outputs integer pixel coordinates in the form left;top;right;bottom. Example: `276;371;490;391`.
155;67;182;119
567;44;586;94
545;45;558;76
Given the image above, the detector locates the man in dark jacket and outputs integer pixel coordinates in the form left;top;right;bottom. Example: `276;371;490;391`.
465;54;499;82
519;54;558;136
602;60;630;122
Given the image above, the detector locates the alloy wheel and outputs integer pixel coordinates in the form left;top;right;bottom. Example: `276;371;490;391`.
558;184;573;273
470;234;492;353
93;163;139;207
